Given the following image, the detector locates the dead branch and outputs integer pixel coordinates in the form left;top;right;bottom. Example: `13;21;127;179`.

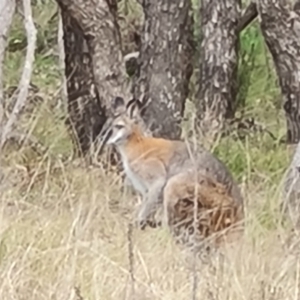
57;8;68;111
237;2;258;33
0;0;37;148
0;0;16;131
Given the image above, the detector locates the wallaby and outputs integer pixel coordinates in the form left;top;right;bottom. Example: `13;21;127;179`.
101;97;244;230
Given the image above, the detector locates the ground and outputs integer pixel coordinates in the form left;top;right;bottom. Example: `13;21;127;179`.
0;1;299;299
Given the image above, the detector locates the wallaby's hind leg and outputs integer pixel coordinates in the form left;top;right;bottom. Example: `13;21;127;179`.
163;171;244;251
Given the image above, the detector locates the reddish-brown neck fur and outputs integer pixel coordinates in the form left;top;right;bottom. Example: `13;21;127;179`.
119;125;176;162
122;125;145;150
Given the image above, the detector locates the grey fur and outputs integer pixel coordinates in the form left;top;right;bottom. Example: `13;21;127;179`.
165;140;244;206
104;98;244;227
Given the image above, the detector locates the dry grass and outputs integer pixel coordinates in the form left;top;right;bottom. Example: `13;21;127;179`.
1;56;297;300
1;1;299;299
1;133;300;300
0;88;297;300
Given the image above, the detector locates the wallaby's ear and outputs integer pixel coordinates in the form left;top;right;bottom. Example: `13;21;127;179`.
111;96;126;115
138;99;147;116
135;99;144;112
126;98;146;119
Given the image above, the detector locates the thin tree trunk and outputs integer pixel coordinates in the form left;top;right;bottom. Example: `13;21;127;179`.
0;0;16;133
56;0;131;156
57;9;67;112
0;0;37;148
57;0;130;105
196;0;241;136
257;0;300;144
60;10;106;156
133;0;194;140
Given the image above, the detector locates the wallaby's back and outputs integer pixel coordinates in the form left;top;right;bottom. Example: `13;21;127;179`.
165;140;244;206
163;171;244;252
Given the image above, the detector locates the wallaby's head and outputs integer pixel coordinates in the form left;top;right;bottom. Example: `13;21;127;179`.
102;97;147;146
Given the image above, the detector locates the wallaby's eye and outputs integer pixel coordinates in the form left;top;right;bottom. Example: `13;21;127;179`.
115;124;124;130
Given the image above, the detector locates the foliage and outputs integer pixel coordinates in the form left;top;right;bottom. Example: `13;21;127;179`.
0;1;297;299
2;0;289;212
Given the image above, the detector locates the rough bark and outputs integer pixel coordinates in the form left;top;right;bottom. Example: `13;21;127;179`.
57;0;130;106
56;0;131;155
60;10;106;156
257;0;300;144
133;0;194;140
0;0;16;134
237;1;258;33
196;0;241;136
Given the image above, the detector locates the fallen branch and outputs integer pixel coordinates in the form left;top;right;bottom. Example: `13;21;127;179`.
237;2;258;33
0;0;37;148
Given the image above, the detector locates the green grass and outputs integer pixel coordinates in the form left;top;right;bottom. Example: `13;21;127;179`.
0;1;298;299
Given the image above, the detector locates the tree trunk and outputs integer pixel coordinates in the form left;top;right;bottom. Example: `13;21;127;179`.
56;0;131;155
196;0;241;136
61;10;106;156
257;0;300;144
237;1;258;33
0;0;16;131
133;0;194;140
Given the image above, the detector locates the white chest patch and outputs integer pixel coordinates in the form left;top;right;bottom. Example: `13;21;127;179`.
122;159;147;196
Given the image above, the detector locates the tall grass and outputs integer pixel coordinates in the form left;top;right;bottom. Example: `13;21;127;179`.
0;1;298;299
